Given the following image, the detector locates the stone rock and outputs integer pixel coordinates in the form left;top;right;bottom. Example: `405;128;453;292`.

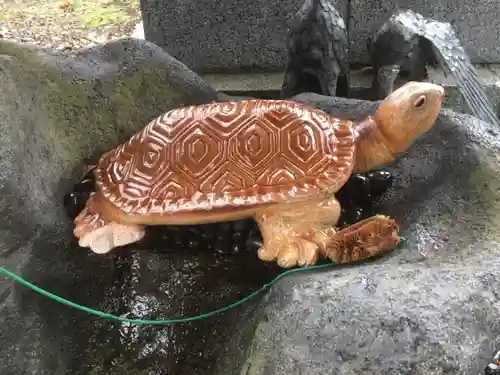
239;93;500;375
0;37;218;259
0;38;270;375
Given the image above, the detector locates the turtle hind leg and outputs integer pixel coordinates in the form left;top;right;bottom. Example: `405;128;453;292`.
74;195;145;254
77;222;146;254
324;215;401;264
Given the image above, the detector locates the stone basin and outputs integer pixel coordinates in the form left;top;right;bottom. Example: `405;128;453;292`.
1;38;500;375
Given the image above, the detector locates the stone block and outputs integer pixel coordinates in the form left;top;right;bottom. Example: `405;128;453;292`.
141;0;500;72
140;0;349;73
350;0;500;64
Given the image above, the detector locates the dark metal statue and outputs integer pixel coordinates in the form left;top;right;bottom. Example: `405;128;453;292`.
485;350;500;375
368;10;500;127
281;0;349;98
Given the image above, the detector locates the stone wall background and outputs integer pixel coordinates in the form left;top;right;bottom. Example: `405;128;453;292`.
140;0;500;73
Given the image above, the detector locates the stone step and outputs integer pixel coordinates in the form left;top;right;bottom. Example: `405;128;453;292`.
202;64;500;117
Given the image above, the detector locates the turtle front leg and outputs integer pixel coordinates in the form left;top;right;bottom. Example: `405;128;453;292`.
253;197;342;268
254;213;320;268
323;215;401;264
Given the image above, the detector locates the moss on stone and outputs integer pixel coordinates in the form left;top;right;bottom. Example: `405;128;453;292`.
0;39;217;215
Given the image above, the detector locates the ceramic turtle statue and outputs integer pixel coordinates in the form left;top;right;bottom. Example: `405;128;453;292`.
74;81;444;268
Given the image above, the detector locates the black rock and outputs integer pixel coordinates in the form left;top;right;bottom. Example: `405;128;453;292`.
367;170;393;200
73;176;95;194
213;222;234;255
338;174;372;206
63;168;97;219
338;206;364;228
336;170;393;227
231;219;255;253
485;364;500;375
63;192;87;220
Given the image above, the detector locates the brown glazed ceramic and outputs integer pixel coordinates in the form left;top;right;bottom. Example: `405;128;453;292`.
97;100;356;215
74;81;444;268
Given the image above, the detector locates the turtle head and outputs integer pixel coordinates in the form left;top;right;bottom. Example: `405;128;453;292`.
374;81;444;152
353;81;444;172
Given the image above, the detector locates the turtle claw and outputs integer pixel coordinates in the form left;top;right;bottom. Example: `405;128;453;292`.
324;215;401;264
257;245;277;262
257;234;320;269
276;245;300;268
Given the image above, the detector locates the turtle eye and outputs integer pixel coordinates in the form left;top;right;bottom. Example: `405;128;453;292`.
414;95;426;108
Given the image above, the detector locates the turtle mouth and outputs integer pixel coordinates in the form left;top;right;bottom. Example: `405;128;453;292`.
392;231;401;244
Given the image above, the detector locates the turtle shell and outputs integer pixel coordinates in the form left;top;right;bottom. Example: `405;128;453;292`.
94;100;356;216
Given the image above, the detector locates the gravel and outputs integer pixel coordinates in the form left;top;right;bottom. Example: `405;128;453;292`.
0;0;143;51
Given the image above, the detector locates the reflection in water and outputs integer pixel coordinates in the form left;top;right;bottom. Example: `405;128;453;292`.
81;233;282;374
370;10;500;127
